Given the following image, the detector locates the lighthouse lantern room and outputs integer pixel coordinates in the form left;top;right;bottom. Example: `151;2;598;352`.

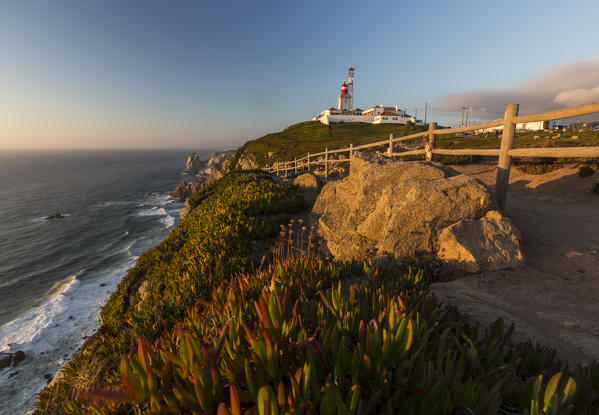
338;81;352;113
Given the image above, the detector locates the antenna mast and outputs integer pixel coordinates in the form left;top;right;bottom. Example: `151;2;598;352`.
347;65;355;110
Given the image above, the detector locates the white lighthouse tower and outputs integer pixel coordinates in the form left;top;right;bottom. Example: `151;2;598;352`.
337;81;352;113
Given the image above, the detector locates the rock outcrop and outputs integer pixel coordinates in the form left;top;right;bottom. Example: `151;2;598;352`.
172;151;236;205
0;350;25;370
437;210;524;272
236;151;259;170
45;213;65;220
169;181;203;203
312;152;523;271
184;153;205;173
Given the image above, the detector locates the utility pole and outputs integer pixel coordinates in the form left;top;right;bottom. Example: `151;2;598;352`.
424;102;428;125
460;107;466;127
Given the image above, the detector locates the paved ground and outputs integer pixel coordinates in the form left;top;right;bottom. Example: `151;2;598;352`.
430;160;599;365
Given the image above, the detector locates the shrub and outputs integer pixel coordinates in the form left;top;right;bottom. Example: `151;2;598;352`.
514;158;563;175
578;165;595;178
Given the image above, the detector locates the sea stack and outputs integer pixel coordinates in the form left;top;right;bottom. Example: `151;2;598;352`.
184;153;204;173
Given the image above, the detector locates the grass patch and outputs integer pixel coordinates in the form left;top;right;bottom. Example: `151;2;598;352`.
231;121;427;168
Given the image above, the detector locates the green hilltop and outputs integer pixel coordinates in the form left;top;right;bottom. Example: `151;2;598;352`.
231;120;427;168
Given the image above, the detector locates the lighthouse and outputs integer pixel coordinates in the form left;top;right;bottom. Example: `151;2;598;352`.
338;81;352;113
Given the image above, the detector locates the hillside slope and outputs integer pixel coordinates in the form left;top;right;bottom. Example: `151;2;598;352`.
231;121;427;169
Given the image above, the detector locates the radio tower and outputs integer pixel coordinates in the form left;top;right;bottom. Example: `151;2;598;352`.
347;65;355;110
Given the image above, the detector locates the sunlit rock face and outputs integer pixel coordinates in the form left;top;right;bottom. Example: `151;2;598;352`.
313;152;523;272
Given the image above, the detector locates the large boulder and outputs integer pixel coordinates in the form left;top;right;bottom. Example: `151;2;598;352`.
437;210;524;272
313;152;502;263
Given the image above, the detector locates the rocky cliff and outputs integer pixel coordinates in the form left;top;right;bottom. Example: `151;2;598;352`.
170;151;236;219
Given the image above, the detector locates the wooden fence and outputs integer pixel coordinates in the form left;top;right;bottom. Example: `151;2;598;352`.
264;102;599;210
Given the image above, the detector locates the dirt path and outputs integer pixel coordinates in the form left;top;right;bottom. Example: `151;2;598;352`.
431;160;599;365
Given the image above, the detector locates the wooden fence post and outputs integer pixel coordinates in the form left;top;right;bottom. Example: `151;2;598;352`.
495;104;519;210
324;148;328;179
284;161;288;178
388;134;393;155
349;143;353;158
425;122;437;162
307;153;310;172
276;162;279;176
294;158;297;175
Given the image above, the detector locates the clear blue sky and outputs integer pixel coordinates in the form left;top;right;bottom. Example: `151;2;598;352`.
1;0;598;149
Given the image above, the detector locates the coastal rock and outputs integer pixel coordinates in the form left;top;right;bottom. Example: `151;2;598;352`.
313;152;500;264
48;367;66;388
0;350;26;369
205;150;235;177
136;280;151;311
179;200;192;220
0;352;11;369
438;210;524;273
172;151;236;205
168;180;205;203
45;213;65;220
184;153;205;173
237;151;259;170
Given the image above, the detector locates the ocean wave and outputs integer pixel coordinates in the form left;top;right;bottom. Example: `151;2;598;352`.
0;276;78;353
137;207;167;216
139;194;175;207
0;258;137;414
159;215;175;228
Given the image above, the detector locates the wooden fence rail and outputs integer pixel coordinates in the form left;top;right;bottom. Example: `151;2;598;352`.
265;101;599;210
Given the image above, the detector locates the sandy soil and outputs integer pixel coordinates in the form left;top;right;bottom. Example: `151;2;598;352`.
430;160;599;365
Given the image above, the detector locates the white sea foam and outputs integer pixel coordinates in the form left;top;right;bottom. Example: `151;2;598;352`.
93;201;137;208
139;194;175;207
0;259;137;414
137;207;167;216
0;276;79;353
159;215;175;228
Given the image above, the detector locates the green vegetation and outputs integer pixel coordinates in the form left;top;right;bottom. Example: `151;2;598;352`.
88;258;599;414
231;121;427;168
36;170;599;414
35;172;304;414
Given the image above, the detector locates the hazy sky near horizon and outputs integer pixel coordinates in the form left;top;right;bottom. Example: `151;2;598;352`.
1;0;599;149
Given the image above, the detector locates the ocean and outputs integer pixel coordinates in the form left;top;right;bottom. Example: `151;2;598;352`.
0;149;211;414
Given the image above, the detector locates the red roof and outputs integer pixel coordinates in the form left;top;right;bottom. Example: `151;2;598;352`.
377;111;403;116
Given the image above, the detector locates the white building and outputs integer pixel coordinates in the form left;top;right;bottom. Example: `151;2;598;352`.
313;82;416;125
478;120;547;133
